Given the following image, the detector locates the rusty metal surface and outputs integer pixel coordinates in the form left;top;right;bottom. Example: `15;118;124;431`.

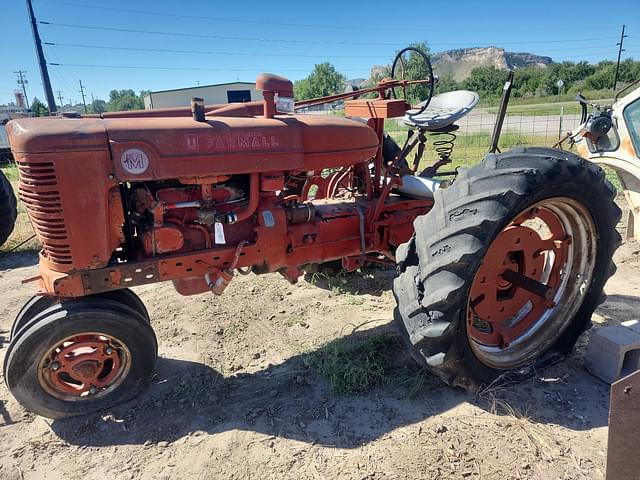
81;262;160;294
8;65;438;299
607;369;640;480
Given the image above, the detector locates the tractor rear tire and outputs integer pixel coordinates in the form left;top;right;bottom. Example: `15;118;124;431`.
393;148;621;391
0;169;17;247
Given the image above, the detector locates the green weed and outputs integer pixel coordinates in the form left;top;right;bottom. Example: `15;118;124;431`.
303;334;393;395
342;294;364;305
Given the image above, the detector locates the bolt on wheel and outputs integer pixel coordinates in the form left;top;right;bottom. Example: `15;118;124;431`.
38;333;131;400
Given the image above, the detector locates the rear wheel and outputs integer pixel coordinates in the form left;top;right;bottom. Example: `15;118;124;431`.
0;169;17;246
4;297;157;418
393;148;621;390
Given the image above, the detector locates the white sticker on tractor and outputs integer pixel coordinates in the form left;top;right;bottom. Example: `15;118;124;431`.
120;148;149;174
214;222;226;244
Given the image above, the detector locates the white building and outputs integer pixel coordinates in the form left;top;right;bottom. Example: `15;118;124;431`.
143;82;262;109
0;105;30;123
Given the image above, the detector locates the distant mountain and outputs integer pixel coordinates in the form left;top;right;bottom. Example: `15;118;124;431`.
504;51;553;69
431;47;552;81
348;47;553;89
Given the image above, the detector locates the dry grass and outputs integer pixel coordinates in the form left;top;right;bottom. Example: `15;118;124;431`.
1;200;38;254
490;396;557;462
475;374;563;466
1;165;39;254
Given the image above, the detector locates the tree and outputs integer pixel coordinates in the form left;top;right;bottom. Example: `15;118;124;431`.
434;74;459;94
107;89;146;111
584;64;616;90
30;97;49;116
463;67;508;98
513;66;545;97
294;63;346;100
617;58;640;85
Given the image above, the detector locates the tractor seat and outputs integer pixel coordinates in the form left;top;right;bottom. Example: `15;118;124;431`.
403;90;479;130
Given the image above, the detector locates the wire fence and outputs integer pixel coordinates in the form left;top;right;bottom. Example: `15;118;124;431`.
386;109;583;170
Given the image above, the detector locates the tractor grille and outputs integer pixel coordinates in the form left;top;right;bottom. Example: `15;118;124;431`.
17;160;72;265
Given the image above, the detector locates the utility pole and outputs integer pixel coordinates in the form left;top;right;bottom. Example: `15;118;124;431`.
613;24;627;92
91;92;96;112
14;70;30;110
26;0;56;113
56;90;64;108
78;80;88;113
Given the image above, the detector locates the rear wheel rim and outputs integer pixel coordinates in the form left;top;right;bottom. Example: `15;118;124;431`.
466;197;597;369
37;332;131;401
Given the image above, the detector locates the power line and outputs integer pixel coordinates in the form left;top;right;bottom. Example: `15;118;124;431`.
551;51;624;59
47;50;620;75
39;22;399;46
33;0;609;34
43;41;620;57
39;21;619;47
48;63;373;73
44;47;79;93
43;42;389;59
32;0;440;32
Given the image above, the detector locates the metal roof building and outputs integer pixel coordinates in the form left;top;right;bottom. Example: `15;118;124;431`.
143;82;262;109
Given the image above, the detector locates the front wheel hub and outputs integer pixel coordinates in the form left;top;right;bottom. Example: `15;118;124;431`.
38;333;131;400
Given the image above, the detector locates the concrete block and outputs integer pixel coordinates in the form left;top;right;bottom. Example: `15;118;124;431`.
585;324;640;384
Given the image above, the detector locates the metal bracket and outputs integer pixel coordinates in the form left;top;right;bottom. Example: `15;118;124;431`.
607;369;640;479
81;262;160;294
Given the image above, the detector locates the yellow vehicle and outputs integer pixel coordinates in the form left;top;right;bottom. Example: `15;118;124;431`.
565;81;640;240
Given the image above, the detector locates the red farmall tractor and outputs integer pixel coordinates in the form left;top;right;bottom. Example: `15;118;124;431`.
4;48;620;418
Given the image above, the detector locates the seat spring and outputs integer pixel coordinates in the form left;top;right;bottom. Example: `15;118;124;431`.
430;130;457;162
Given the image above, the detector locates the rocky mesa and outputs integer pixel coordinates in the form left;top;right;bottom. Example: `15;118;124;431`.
431;46;552;81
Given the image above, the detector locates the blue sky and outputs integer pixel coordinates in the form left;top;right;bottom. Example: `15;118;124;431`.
3;0;639;105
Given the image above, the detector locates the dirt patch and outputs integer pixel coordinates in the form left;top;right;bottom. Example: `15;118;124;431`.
0;213;638;479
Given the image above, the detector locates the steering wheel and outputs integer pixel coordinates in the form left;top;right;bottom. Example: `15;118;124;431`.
390;47;434;116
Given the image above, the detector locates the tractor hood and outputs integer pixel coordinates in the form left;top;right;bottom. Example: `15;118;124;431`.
7;113;379;181
7;116;108;153
101;113;379;181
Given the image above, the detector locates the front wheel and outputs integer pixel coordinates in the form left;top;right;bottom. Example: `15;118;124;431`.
393;148;621;390
4;297;157;418
9;288;151;341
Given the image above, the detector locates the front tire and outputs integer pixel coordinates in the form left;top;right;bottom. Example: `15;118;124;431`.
4;297;157;418
393;148;621;390
10;289;151;341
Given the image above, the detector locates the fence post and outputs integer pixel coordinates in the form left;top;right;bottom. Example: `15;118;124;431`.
558;106;564;142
